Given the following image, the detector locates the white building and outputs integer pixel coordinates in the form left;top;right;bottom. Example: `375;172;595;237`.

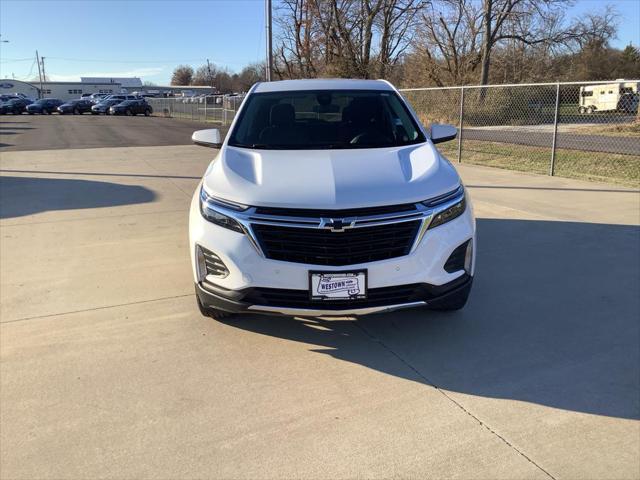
0;77;215;101
0;78;140;101
81;77;143;89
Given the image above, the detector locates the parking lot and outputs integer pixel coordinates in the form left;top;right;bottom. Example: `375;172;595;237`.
1;115;639;478
0;114;221;152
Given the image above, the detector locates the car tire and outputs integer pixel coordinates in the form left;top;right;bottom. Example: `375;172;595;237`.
42;109;49;115
586;106;594;114
195;289;234;320
428;282;472;311
144;109;150;116
578;106;586;114
74;108;80;115
126;109;133;116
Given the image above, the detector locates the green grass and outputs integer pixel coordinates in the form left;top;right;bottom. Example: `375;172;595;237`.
439;140;640;187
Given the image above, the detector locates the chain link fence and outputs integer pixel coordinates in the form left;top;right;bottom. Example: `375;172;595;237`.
147;95;243;125
147;81;639;187
400;80;640;187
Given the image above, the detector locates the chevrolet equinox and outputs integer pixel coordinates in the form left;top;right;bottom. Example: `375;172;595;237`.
189;79;475;318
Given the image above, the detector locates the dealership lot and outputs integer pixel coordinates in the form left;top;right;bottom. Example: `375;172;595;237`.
1;116;639;478
0;114;221;152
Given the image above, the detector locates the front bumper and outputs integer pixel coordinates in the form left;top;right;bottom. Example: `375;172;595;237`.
189;185;476;316
196;274;472;316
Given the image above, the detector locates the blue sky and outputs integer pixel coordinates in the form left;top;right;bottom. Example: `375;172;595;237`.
0;0;638;85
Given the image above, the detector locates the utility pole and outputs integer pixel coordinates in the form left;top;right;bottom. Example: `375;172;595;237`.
206;58;215;93
36;50;43;98
40;56;46;82
265;0;273;81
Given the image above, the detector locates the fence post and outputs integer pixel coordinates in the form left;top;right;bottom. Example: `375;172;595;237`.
549;82;560;176
457;86;465;163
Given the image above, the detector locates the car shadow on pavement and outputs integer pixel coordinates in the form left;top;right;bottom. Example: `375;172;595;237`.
221;218;640;420
0;176;156;219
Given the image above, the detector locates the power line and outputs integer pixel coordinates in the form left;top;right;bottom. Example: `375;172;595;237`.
45;56;249;65
0;58;34;63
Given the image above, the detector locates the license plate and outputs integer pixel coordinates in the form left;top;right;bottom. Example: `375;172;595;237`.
309;271;367;301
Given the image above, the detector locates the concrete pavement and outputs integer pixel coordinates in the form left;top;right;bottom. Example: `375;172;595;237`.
1;145;639;479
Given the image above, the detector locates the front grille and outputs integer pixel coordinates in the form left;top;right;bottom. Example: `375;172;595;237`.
252;220;421;266
244;283;424;309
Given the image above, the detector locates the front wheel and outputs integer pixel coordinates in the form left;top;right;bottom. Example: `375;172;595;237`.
126;109;133;116
42;109;49;115
74;108;80;115
144;109;150;116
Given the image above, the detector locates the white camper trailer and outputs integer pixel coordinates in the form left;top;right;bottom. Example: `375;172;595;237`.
579;80;639;114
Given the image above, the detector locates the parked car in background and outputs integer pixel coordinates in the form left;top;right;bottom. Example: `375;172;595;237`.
88;93;109;103
91;98;124;115
189;79;475;320
103;94;138;102
0;97;33;114
109;99;152;116
26;98;64;114
57;99;94;115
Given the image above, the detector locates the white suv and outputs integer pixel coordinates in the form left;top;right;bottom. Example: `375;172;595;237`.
189;79;475;318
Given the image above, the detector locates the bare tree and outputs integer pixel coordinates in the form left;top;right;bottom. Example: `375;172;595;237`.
170;65;194;85
413;0;617;86
193;64;218;87
274;0;426;79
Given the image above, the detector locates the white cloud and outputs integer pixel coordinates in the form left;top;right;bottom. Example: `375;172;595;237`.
48;67;165;82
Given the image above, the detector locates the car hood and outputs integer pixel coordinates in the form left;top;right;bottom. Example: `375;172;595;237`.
202;143;461;209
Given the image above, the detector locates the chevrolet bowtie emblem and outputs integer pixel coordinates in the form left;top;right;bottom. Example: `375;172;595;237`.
320;217;356;232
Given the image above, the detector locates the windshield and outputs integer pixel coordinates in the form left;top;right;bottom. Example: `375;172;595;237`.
228;90;425;150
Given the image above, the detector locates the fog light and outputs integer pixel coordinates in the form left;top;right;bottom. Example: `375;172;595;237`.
196;245;208;282
196;245;229;279
444;239;471;273
464;240;473;274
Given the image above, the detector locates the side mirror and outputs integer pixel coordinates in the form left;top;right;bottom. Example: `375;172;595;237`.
192;129;222;148
430;124;458;144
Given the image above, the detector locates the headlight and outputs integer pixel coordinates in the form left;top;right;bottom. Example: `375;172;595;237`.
423;186;466;230
428;197;466;229
199;186;246;233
